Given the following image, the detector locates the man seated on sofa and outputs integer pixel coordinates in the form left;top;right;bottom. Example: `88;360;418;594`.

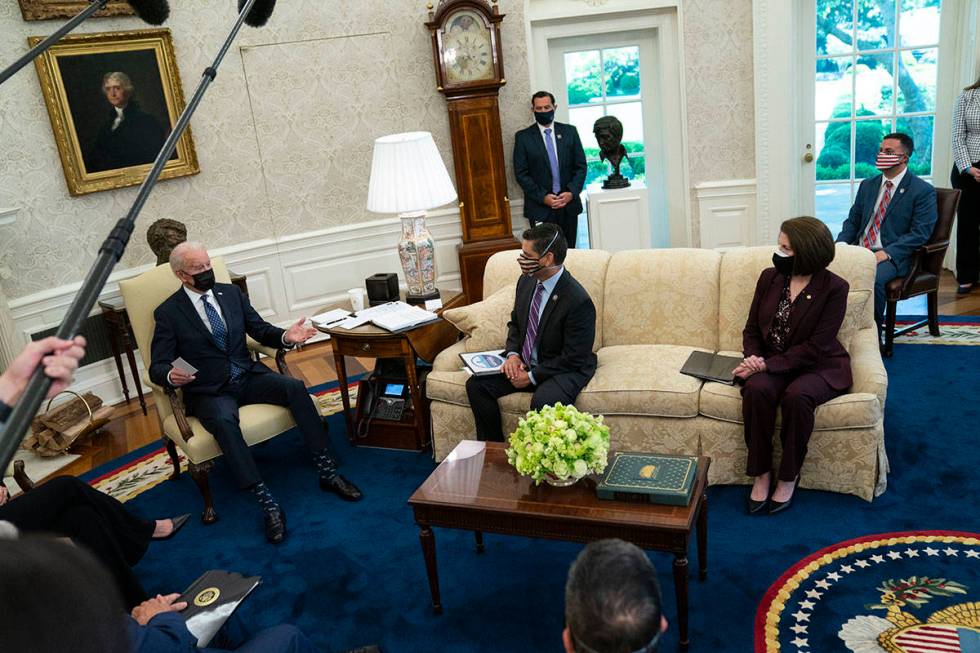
562;539;668;653
150;242;362;544
465;223;597;441
835;132;937;328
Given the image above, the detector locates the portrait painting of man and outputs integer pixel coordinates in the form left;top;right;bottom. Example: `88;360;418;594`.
30;29;199;196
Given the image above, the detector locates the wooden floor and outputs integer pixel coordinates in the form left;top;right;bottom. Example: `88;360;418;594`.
55;342;372;480
38;270;980;481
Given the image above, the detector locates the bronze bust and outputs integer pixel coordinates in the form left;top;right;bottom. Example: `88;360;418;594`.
146;219;187;266
593;116;630;189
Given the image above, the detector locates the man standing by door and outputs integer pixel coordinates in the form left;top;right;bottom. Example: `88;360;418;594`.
513;91;588;248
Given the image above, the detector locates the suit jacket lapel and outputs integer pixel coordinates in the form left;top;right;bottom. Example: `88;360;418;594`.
882;172;912;220
864;175;882;228
758;273;784;340
176;289;219;348
787;269;827;337
534;273;567;335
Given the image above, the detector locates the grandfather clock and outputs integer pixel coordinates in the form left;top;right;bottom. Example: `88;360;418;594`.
426;0;518;302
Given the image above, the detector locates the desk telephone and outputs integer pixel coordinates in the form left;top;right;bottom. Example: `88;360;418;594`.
354;360;417;438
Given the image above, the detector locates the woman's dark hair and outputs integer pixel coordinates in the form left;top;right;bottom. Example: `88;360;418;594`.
0;537;127;653
780;216;836;275
965;75;980;91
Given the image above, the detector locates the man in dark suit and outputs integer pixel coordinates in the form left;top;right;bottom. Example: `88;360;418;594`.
513;91;588;248
465;224;596;441
150;242;361;544
836;132;938;326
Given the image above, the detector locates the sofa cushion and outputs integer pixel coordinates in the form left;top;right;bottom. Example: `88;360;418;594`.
717;245;877;353
478;249;613;353
601;249;721;350
576;345;705;418
442;285;515;352
698;381;882;430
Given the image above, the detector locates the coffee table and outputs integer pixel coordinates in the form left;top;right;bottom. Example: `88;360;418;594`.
407;442;709;648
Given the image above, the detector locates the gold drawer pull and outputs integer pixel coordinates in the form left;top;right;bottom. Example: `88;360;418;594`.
362;343;370;351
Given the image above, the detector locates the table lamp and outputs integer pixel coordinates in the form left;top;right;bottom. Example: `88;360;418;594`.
366;131;458;304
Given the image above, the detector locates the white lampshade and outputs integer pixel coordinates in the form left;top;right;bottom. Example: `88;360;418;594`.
365;131;457;214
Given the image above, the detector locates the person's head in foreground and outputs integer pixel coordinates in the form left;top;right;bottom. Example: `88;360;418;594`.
563;539;668;653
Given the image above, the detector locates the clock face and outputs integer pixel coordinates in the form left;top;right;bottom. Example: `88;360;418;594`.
441;9;495;84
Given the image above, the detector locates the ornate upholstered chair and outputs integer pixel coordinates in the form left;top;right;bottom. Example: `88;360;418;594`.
119;258;302;523
882;188;961;357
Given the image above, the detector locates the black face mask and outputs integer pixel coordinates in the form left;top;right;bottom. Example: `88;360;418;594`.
534;109;555;126
772;252;795;276
189;268;216;292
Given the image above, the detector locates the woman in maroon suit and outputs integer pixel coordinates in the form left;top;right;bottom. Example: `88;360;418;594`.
735;217;852;515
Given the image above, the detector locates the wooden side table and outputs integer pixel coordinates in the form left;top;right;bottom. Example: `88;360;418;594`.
317;290;465;450
98;272;249;416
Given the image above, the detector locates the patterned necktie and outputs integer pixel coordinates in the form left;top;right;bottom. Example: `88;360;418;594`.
201;295;244;382
863;180;893;249
521;283;548;366
544;128;561;194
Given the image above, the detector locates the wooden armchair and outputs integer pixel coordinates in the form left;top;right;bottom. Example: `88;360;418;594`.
882;187;961;357
118;258;304;523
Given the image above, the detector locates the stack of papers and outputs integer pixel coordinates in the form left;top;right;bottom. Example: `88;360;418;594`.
367;302;440;332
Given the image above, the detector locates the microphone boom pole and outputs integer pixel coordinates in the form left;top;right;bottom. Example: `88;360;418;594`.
0;0;263;474
0;0;111;87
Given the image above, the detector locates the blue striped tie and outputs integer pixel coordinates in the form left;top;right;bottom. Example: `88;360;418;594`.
201;295;245;382
521;283;547;366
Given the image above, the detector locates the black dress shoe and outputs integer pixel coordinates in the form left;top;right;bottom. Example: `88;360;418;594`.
264;507;287;544
320;474;363;501
957;282;976;295
153;513;191;540
745;493;769;515
768;477;801;515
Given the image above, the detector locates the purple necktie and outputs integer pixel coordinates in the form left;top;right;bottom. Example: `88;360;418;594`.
544;128;561;194
522;283;547;365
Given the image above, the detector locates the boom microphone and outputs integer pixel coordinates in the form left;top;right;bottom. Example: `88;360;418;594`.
126;0;170;25
238;0;276;27
0;0;169;86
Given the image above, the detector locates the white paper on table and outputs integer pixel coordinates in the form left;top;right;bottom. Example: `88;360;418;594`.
311;308;351;326
424;298;443;311
336;314;372;329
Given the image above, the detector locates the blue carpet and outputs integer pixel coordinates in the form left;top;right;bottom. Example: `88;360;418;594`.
123;343;980;652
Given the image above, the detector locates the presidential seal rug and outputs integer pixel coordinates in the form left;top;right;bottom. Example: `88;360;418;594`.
83;379;360;501
756;531;980;652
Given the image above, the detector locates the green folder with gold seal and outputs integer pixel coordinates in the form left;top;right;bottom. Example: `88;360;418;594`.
596;452;698;506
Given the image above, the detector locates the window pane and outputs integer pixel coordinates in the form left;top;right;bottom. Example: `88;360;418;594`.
569;105;606;154
816;56;854;121
585;160;610;189
610;101;644;146
900;0;941;47
623;154;645;182
816;122;853;181
854;117;891;178
897;48;937;112
565;50;602;106
602;46;640;99
896;114;934;175
817;0;854;56
855;53;894;115
815;182;851;237
856;0;896;51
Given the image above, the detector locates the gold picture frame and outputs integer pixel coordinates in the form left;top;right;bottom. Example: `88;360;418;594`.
30;28;199;196
18;0;134;21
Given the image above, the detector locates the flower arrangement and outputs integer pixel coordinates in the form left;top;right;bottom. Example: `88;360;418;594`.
506;403;611;485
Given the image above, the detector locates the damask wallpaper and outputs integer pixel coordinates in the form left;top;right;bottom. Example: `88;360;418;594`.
682;0;756;186
0;0;532;299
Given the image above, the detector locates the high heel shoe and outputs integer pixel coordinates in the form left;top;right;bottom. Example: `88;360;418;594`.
768;476;801;515
745;483;772;515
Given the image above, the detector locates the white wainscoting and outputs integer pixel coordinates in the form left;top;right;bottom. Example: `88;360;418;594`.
8;203;528;406
695;179;758;249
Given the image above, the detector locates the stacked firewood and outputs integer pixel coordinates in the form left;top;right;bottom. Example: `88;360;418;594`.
21;392;114;457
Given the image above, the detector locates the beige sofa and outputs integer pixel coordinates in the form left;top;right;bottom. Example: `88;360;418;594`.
425;245;889;501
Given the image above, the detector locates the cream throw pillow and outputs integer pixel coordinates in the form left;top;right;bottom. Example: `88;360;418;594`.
442;284;516;352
